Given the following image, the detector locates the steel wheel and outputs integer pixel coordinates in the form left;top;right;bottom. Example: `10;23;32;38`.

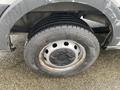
39;40;86;72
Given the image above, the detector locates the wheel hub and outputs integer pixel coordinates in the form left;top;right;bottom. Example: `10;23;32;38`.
49;48;76;66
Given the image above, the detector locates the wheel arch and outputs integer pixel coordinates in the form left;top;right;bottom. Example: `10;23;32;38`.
0;0;120;50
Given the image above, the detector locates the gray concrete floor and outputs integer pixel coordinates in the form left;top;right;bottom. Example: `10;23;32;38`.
0;34;120;90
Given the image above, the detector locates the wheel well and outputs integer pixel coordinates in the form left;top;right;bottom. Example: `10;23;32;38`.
11;2;113;48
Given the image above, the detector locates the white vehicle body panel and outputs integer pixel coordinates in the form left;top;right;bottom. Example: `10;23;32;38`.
114;0;120;7
0;0;120;50
0;0;16;4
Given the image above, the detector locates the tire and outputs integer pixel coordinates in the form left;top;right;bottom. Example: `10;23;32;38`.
24;25;100;77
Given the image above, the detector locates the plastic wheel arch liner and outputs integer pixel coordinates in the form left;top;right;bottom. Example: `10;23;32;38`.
0;0;120;50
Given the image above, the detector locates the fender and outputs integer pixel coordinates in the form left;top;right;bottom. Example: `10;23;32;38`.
0;4;9;17
0;0;120;50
